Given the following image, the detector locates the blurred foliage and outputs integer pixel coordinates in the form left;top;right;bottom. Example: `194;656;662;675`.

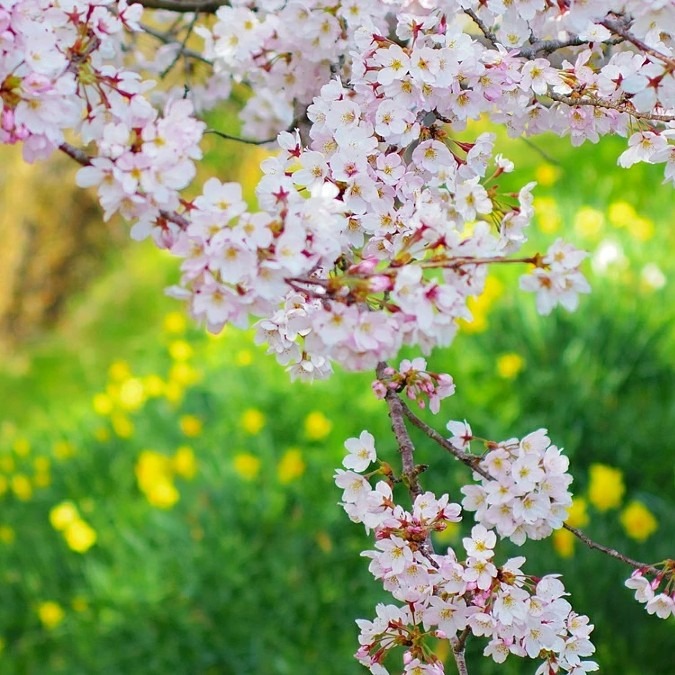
0;123;674;674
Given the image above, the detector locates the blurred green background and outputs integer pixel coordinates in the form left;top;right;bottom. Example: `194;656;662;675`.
0;123;674;674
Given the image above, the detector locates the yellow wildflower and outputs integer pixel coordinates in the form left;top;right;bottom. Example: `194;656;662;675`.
552;529;576;558
169;362;200;387
93;393;113;415
496;353;525;379
0;525;15;544
118;378;146;412
38;601;64;630
13;438;30;457
277;448;306;484
235;349;253;366
64;519;97;553
163;381;184;405
0;454;15;472
50;501;80;531
608;201;636;228
588;464;625;511
108;360;131;382
620;501;658;542
233;453;261;480
533;196;562;234
145;479;180;509
173;446;197;479
628;217;654;241
460;276;503;334
179;415;203;438
163;311;186;334
143;374;165;398
574;207;604;240
11;474;32;501
169;340;193;361
111;414;134;439
566;497;590;528
241;409;265;435
304;411;333;440
535;163;561;187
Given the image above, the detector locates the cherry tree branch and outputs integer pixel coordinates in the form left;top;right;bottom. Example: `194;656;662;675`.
401;401;666;576
205;128;278;145
601;18;675;67
139;21;212;68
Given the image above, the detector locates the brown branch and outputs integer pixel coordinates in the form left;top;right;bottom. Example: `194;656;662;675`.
463;9;497;48
139;21;212;67
205;129;278;145
402;400;669;578
601;17;675;67
450;632;470;675
136;0;229;12
376;362;424;500
563;524;662;575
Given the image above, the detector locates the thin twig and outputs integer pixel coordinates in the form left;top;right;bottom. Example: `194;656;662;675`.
137;0;228;12
463;9;497;48
137;20;212;70
205;129;278;145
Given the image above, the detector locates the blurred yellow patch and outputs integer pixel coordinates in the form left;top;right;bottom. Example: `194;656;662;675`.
552;528;575;558
0;455;15;473
163;311;187;334
38;601;64;630
574;207;604;240
0;525;15;544
277;448;306;484
163;381;184;405
173;446;197;479
143;374;165;398
315;531;333;553
169;340;193;361
588;464;625;511
241;408;265;435
94;427;110;443
566;496;590;528
620;501;658;542
169;362;201;387
50;501;80;531
118;378;146;412
535;163;561;187
433;637;450;663
496;353;525;379
108;360;131;382
235;349;253;366
34;471;50;488
92;393;113;416
71;597;88;613
628;216;654;241
64;519;97;553
608;201;636;228
460;276;503;334
53;440;76;460
0;476;7;497
11;474;32;501
135;450;180;509
304;411;333;440
233;453;261;480
111;414;134;439
533;196;562;234
180;415;203;437
433;520;461;545
13;438;30;457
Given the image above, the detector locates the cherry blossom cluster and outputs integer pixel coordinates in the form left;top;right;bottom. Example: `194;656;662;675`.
372;358;455;414
454;426;574;545
335;432;597;674
201;1;675;181
625;564;675;620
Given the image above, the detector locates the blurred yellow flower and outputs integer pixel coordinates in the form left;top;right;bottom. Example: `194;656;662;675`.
235;349;253;366
169;362;201;387
173;446;197;479
496;353;525;379
620;501;658;542
0;455;15;473
241;409;265;435
0;476;7;497
64;519;97;553
566;496;590;528
433;521;461;545
533;196;562;234
145;479;180;509
552;528;575;558
588;464;625;511
0;525;15;544
163;381;184;405
628;217;654;241
50;501;80;531
108;360;131;382
315;531;333;553
11;474;32;501
118;378;146;411
608;201;636;228
143;374;165;398
92;393;113;415
460;276;503;334
304;411;332;440
277;448;306;484
13;438;30;457
233;453;261;480
53;440;76;460
111;414;134;439
574;206;604;240
38;602;64;630
33;457;49;472
163;311;186;334
169;339;193;361
535;163;561;187
179;415;203;437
